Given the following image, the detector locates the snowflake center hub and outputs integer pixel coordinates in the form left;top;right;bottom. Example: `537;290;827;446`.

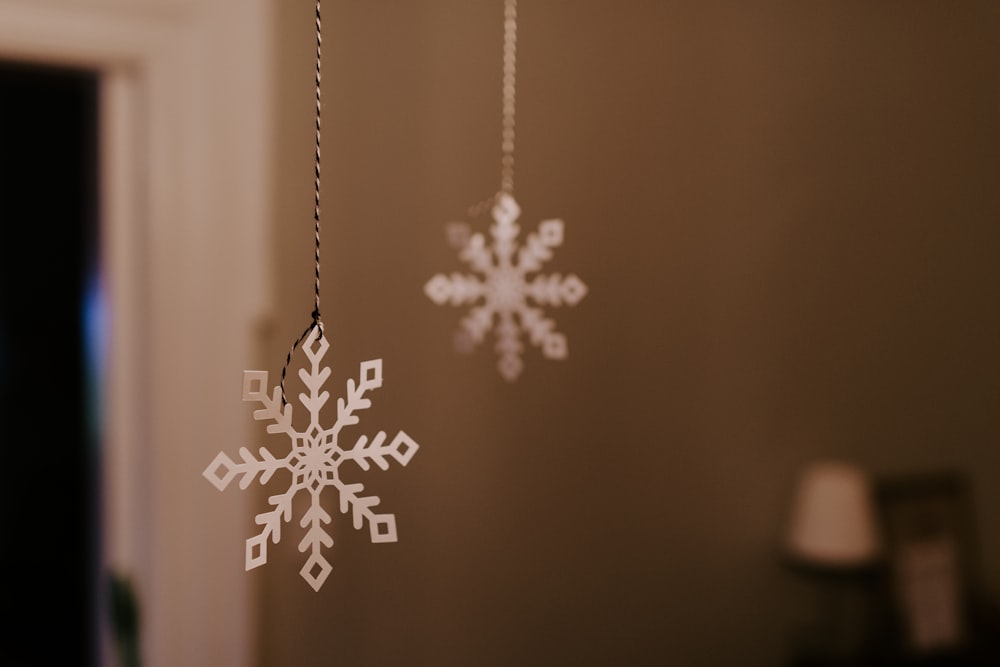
302;443;330;470
489;268;524;310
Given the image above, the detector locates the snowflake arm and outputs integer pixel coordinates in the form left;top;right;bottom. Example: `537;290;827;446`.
297;337;331;429
203;368;303;572
334;430;418;544
203;445;283;492
296;492;333;589
525;273;588;307
517;305;567;360
334;358;381;429
343;430;420;472
460;304;498;345
245;370;293;434
517;219;562;273
247;486;298;572
460;233;495;273
424;273;487;307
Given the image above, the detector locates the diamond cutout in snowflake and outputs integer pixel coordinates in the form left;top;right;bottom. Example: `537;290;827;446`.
425;193;587;381
203;327;418;591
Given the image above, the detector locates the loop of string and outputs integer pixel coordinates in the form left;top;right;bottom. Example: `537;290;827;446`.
468;0;517;220
280;0;325;406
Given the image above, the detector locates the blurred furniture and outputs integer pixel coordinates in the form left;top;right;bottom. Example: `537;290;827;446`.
782;461;884;667
783;466;1000;667
867;470;1000;666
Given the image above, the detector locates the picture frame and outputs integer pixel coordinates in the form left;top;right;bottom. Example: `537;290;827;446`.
873;469;981;658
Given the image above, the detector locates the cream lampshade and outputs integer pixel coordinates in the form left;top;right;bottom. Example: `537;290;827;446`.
785;461;882;568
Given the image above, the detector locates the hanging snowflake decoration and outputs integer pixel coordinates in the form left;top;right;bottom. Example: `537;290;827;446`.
425;193;587;381
203;328;419;591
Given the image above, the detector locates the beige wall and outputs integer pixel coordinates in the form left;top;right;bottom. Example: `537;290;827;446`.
258;1;1000;664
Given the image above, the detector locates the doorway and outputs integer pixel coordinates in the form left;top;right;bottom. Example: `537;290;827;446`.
0;59;101;665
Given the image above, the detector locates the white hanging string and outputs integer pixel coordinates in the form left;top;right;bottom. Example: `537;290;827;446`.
468;0;517;218
500;0;517;195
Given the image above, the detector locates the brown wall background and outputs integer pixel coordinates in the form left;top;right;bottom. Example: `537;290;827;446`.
258;1;1000;664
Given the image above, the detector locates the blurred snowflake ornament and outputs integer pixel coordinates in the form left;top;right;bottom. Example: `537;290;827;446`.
203;327;419;591
425;194;587;381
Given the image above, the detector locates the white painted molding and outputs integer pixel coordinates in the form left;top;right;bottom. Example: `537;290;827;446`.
0;2;274;665
0;3;175;67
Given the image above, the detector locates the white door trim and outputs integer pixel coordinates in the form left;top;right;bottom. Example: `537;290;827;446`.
0;2;273;665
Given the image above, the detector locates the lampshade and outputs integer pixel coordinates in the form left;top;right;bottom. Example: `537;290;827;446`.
784;461;882;568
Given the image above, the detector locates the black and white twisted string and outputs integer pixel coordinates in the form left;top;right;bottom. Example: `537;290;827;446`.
280;0;325;406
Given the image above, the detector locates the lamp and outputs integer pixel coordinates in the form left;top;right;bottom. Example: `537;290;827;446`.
783;461;884;666
785;460;882;569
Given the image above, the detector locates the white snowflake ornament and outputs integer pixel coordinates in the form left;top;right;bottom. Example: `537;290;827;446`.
203;327;419;591
425;194;587;381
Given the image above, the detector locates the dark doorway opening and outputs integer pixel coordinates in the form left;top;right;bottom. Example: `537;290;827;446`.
0;60;101;665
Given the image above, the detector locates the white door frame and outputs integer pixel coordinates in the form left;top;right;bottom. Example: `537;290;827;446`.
0;2;274;665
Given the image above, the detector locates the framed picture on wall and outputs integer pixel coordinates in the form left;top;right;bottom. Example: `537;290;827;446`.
874;470;980;658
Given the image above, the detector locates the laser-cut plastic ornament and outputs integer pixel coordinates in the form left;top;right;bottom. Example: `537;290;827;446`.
204;328;418;591
203;1;419;591
425;194;587;381
425;0;587;380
